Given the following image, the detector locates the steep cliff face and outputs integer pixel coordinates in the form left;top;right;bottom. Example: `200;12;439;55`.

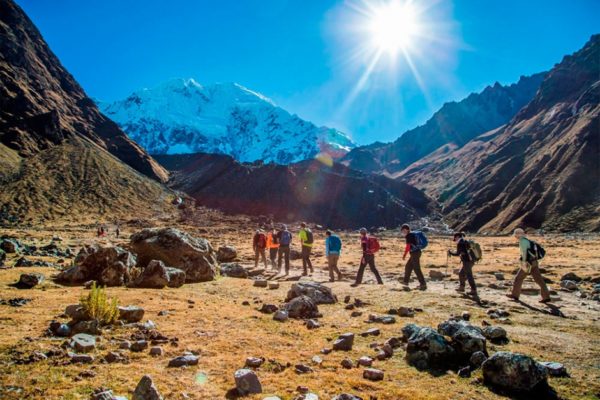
342;73;546;174
400;35;600;233
99;79;355;164
0;0;168;182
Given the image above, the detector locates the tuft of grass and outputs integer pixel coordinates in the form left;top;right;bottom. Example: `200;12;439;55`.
79;282;119;324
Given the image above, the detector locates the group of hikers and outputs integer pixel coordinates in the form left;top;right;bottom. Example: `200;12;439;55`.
252;224;552;303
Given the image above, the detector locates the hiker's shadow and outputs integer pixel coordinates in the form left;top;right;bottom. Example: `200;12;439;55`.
516;300;567;318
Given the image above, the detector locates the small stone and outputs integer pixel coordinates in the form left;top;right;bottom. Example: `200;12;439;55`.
71;320;101;335
311;355;323;365
429;270;445;281
253;279;268;288
343;295;351;304
333;333;354;351
462;311;471;321
273;310;289;322
268;282;280;290
259;304;278;314
361;328;380;337
132;375;163;400
321;348;332;354
341;358;354;369
69;353;94;363
358;356;373;367
168;354;199;367
17;273;45;288
560;280;578;291
470;351;487;369
363;368;384;381
294;364;313;374
458;366;471;378
131;341;148;352
104;351;125;363
398;307;415;317
234;368;262;395
119;306;145;323
306;319;320;329
483;326;508;343
91;388;115;400
539;362;568;377
119;340;131;350
494;273;505;281
69;333;96;353
150;347;163;356
350;311;362;317
158;310;169;316
245;357;264;368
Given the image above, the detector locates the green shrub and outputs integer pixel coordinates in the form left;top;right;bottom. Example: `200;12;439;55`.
79;282;119;324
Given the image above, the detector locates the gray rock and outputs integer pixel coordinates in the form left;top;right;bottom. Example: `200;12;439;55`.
429;270;445;281
150;347;164;356
363;368;384;381
118;305;145;323
131;340;149;352
406;327;454;370
65;304;89;322
333;333;354;351
560;272;582;282
168;354;199;367
398;307;415;317
119;340;131;350
55;323;71;337
483;326;508;343
482;352;548;392
130;228;217;283
286;281;337;304
494;273;505;281
332;395;363;400
311;355;323;365
273;310;289;322
69;352;94;363
217;245;237;262
539;361;568;377
361;328;380;337
133;260;186;288
90;389;116;400
234;368;262;395
245;357;264;368
17;273;44;288
560;280;578;291
220;263;248;278
268;282;280;290
71;319;101;335
294;364;313;374
458;366;471;378
57;245;137;286
401;323;422;341
306;319;320;329
132;375;163;400
358;356;373;367
470;351;488;369
259;304;278;314
341;358;354;369
452;326;487;359
283;295;319;319
69;333;96;353
253;279;268;287
368;314;396;324
104;351;125;363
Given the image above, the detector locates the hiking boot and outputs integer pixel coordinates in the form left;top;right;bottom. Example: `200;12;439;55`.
418;285;427;291
350;283;360;287
329;277;335;283
505;294;519;301
302;272;308;276
467;290;478;297
539;298;551;304
455;286;465;293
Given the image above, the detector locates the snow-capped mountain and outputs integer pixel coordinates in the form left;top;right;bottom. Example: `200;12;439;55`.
98;79;355;164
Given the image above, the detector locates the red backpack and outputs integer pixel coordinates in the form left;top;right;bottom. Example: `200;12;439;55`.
367;236;380;253
255;233;267;249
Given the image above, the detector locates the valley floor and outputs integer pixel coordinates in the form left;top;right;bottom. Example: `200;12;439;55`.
0;219;599;399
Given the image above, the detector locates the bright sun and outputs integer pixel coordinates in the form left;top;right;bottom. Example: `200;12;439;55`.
367;1;422;55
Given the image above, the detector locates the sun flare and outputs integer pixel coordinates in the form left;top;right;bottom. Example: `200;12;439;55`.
367;1;421;55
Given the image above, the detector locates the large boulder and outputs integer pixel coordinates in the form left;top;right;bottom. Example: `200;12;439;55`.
17;273;45;288
132;260;186;288
282;295;320;319
286;282;338;304
132;375;163;400
219;263;248;278
234;369;262;395
452;326;487;360
406;327;455;370
130;228;217;283
217;246;237;262
0;239;19;253
482;352;548;393
118;306;145;323
56;245;137;286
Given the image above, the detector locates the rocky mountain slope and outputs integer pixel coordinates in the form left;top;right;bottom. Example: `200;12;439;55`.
156;153;434;229
342;73;546;174
0;0;174;224
400;35;600;232
98;79;356;164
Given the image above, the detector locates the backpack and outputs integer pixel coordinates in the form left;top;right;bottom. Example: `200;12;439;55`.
256;233;267;249
280;230;292;246
467;240;482;263
367;236;380;253
271;233;279;245
328;235;342;253
527;240;546;262
305;229;314;245
413;231;428;250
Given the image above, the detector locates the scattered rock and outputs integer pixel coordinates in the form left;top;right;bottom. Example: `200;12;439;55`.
470;351;487;369
71;319;101;335
220;263;249;278
259;304;278;314
234;368;262;395
560;272;582;282
458;366;471;378
350;311;362;318
560;280;578;291
368;314;396;324
217;246;237;262
332;395;363;400
69;333;96;353
69;353;94;363
286;282;337;304
130;228;218;283
333;333;354;351
0;239;19;253
429;270;446;281
104;351;126;363
539;362;568;377
461;311;471;321
118;306;145;323
253;279;268;287
268;282;280;290
306;319;320;329
245;357;264;368
398;307;415;318
363;368;384;381
132;375;163;400
150;347;163;356
273;310;289;322
358;356;373;367
133;260;186;288
311;355;323;365
168;354;199;367
295;364;313;374
341;358;354;369
130;340;149;352
405;327;454;370
283;296;319;319
483;326;508;344
119;341;131;350
65;304;89;322
494;273;505;281
361;328;380;337
16;273;44;288
482;352;548;393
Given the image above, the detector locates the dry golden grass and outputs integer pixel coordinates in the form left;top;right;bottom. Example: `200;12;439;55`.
0;222;599;399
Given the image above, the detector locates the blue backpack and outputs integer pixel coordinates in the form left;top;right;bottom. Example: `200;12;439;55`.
413;231;428;250
328;235;342;253
280;231;292;246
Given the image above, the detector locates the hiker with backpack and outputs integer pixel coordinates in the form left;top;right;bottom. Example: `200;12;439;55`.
252;229;269;269
351;228;383;286
266;227;280;270
401;224;427;290
448;232;479;297
506;228;551;303
325;230;343;282
277;224;293;275
298;222;314;276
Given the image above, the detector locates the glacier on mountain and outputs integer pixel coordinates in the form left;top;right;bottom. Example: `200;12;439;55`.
98;78;355;164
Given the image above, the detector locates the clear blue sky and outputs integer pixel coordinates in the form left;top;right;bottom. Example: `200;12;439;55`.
17;0;600;144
